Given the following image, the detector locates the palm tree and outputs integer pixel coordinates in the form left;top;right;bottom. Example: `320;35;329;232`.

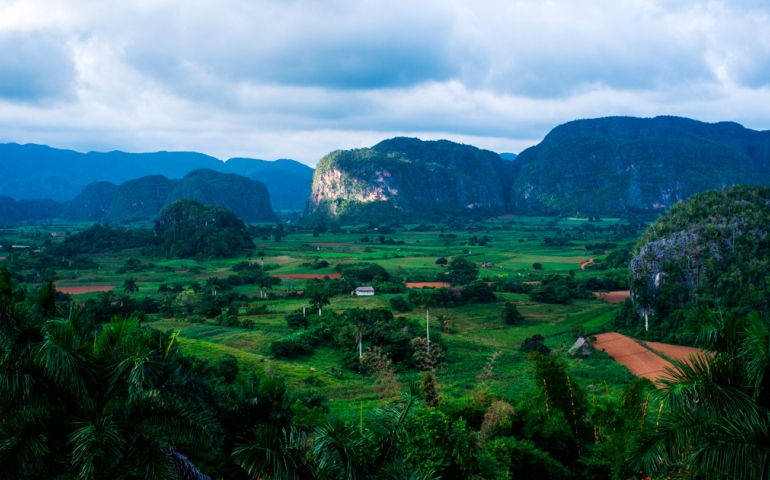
0;308;218;479
123;277;139;294
630;309;770;479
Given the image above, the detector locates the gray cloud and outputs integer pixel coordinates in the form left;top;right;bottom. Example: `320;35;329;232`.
0;0;770;164
0;32;76;101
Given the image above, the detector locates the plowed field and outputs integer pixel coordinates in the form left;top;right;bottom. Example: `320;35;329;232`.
406;282;450;289
643;341;703;363
593;332;673;383
593;290;630;303
275;273;341;279
56;285;115;294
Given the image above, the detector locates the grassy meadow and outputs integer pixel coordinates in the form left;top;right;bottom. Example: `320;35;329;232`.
2;216;640;419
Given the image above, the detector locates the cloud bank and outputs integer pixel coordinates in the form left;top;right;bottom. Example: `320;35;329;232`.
0;0;769;163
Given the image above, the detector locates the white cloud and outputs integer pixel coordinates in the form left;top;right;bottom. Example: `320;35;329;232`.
0;0;769;164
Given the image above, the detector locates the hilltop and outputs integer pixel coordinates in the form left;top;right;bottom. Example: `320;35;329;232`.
146;199;254;259
104;169;277;224
305;137;516;222
0;143;313;211
510;116;770;216
615;184;770;343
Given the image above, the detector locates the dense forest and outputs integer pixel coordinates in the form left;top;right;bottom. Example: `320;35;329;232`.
511;116;770;216
613;185;770;344
305;137;516;223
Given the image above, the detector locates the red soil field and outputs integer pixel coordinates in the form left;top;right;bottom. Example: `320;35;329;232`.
275;273;342;279
56;285;115;294
580;258;594;270
593;290;631;303
642;341;703;363
593;332;674;383
0;256;5;260
406;282;450;289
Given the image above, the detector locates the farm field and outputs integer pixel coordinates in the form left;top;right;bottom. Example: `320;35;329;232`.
1;215;644;417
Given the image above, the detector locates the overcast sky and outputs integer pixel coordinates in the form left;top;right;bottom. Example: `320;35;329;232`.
1;0;769;165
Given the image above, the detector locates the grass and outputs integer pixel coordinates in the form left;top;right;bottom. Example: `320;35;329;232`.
4;215;644;418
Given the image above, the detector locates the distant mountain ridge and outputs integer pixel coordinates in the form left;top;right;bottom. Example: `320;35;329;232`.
511;116;770;215
0;169;277;224
0;143;313;211
305;137;516;222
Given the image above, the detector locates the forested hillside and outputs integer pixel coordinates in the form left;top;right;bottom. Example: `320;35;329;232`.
511;116;770;216
613;184;770;343
305;137;516;222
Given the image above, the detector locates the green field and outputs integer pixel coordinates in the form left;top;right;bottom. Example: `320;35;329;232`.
1;216;640;418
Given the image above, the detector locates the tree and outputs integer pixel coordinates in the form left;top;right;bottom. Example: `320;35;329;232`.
123;276;139;294
306;284;332;316
502;302;524;325
446;257;478;286
532;262;543;270
256;272;281;298
435;257;448;265
0;311;217;479
630;309;770;479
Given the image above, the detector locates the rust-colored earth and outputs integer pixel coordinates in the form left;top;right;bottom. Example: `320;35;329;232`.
406;282;450;289
580;258;594;270
642;341;702;363
593;290;631;303
0;256;5;260
593;332;674;383
275;273;342;279
56;285;115;294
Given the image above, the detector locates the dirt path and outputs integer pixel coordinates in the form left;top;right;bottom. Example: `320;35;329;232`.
275;273;341;279
580;258;595;270
406;282;450;289
593;332;675;383
593;290;631;303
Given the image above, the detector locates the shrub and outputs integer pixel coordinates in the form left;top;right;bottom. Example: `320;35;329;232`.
532;262;543;270
520;334;550;355
389;296;412;312
501;302;524;325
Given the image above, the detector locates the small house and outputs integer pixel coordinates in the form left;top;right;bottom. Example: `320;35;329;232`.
352;286;375;296
568;336;592;358
482;262;493;268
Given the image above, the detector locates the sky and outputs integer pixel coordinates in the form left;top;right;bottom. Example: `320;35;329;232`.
1;0;769;166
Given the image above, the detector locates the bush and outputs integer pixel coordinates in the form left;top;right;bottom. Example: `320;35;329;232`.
217;354;239;383
520;334;550;355
268;331;315;358
286;310;309;330
501;302;523;325
532;262;543;270
389;296;412;312
462;281;496;303
435;257;448;265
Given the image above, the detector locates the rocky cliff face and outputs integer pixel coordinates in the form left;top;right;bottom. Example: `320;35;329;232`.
511;116;770;216
305;137;515;222
629;185;770;317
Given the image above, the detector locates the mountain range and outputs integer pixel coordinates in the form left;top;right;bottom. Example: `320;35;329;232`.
4;115;769;225
0;143;313;212
0;169;277;224
510;116;770;215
